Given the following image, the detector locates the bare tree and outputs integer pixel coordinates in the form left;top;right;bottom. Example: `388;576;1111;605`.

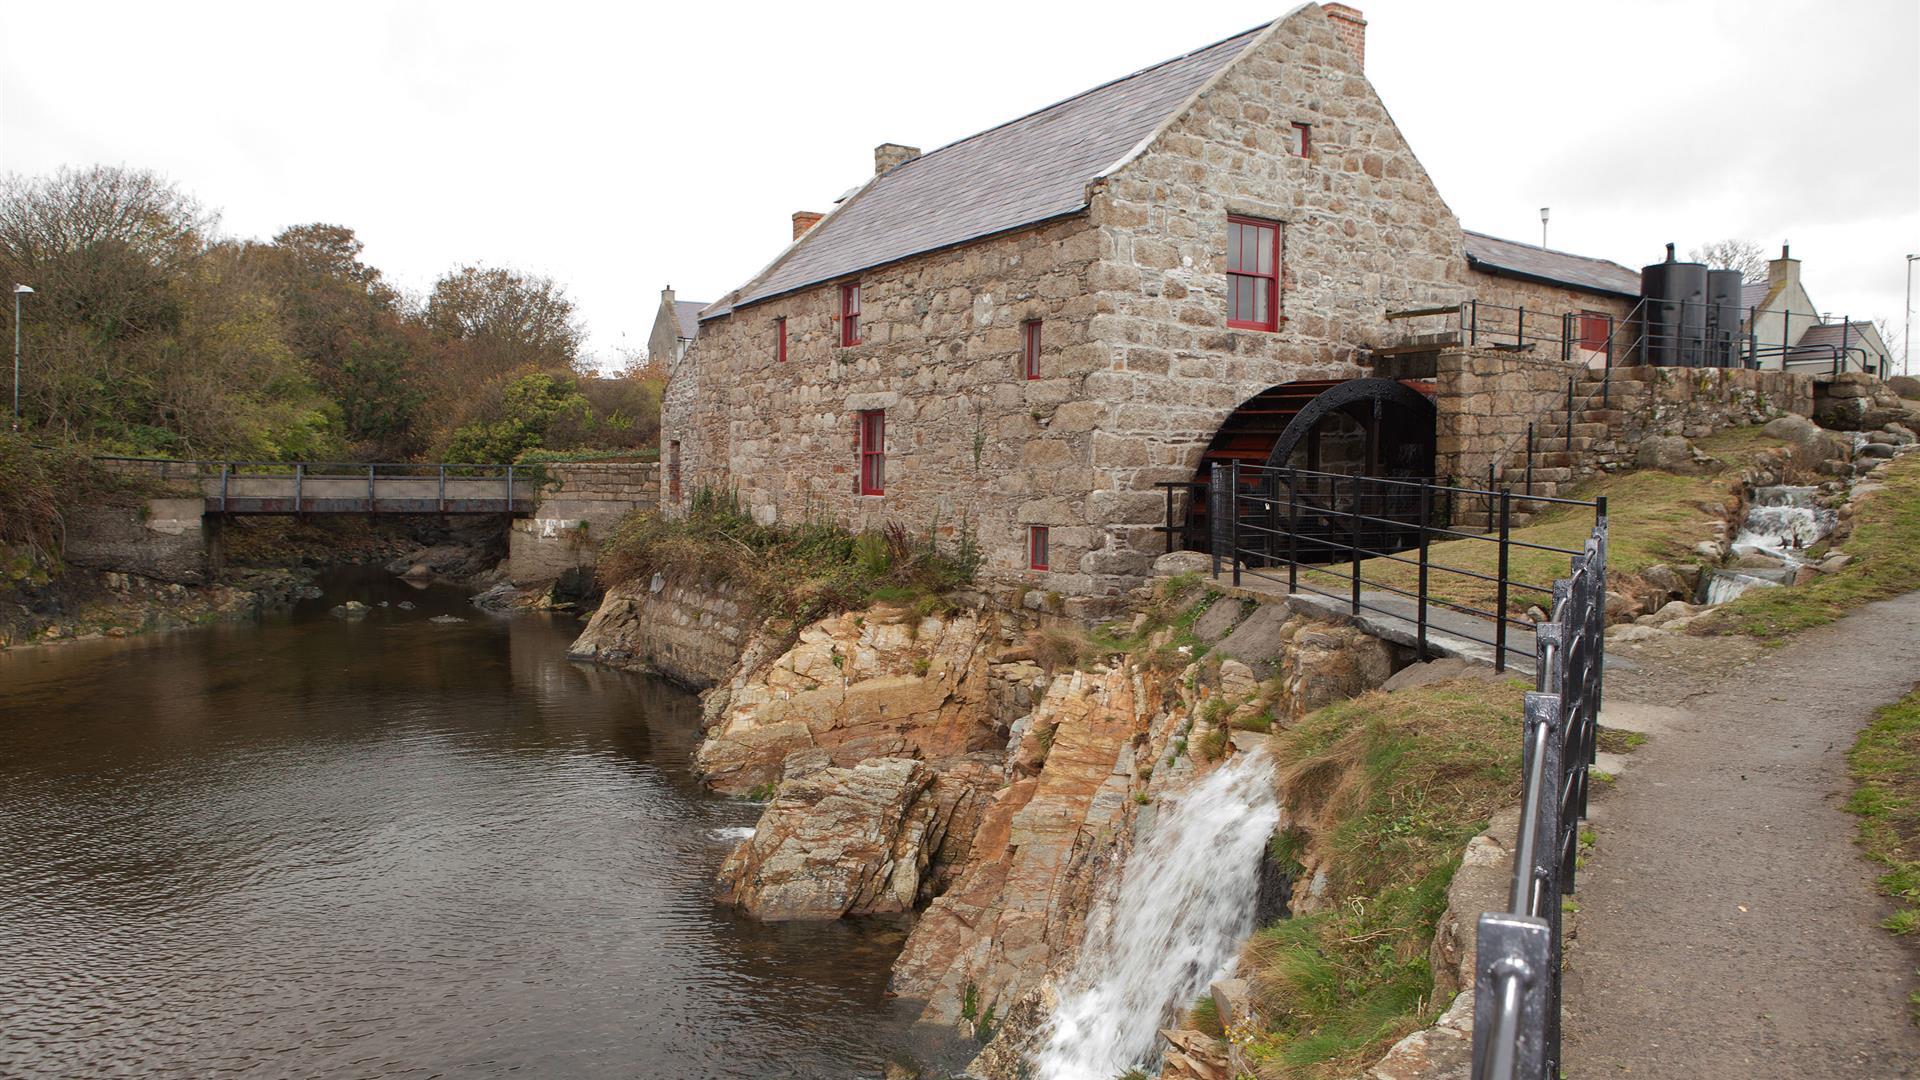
1688;239;1769;282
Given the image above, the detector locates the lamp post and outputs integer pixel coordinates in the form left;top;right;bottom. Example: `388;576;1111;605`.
11;284;31;432
1540;207;1550;249
1906;254;1917;378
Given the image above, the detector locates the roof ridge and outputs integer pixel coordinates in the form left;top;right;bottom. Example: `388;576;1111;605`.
884;21;1272;180
1462;229;1636;270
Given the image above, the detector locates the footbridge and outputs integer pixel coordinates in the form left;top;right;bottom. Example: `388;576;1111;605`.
95;459;538;515
74;457;661;588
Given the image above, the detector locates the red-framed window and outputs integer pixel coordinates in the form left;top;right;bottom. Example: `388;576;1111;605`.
857;410;885;495
1292;122;1312;158
668;440;682;502
1027;526;1049;571
774;316;787;362
1577;311;1610;351
1022;319;1042;380
1227;216;1282;331
840;282;862;346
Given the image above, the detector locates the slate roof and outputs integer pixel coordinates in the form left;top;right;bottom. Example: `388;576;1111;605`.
1741;280;1774;313
673;300;705;341
711;23;1270;316
1789;322;1875;360
1462;231;1642;298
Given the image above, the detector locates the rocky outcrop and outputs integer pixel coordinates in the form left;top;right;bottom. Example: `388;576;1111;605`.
890;666;1172;1026
695;606;1003;794
1813;372;1920;432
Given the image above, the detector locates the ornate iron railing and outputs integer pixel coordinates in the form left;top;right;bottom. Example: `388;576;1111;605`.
1470;513;1607;1079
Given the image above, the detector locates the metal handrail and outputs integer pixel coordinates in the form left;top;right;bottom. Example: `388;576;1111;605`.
1469;513;1608;1080
1206;462;1604;671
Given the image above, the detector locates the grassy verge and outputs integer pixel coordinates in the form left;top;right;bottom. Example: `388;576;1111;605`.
1328;426;1782;617
597;486;979;625
1240;677;1528;1078
1845;689;1920;946
1700;454;1920;639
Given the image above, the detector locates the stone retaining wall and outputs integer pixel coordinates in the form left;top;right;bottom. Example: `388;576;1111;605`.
63;499;216;585
565;570;755;690
508;462;660;585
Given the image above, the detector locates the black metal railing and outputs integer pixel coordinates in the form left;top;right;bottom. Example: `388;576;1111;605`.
1206;462;1604;672
1469;513;1607;1080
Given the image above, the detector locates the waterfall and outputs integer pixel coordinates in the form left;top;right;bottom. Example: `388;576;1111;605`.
1702;486;1835;605
1032;750;1281;1080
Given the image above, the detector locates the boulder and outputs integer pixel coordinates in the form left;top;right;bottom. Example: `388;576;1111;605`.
1638;563;1691;600
1635;434;1698;474
1888;375;1920;399
716;756;941;920
1380;657;1502;692
1639;600;1704;628
329;600;370;619
1153;550;1214;576
1762;413;1849;470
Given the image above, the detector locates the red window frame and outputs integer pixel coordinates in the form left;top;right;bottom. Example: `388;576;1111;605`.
840;282;862;346
1227;216;1282;332
1022;319;1042;380
858;410;885;495
775;316;787;362
1577;312;1610;351
1292;122;1312;158
1027;526;1049;571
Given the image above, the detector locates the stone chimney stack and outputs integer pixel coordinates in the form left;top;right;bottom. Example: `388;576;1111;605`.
874;143;922;175
1768;242;1800;291
1323;4;1367;69
792;211;825;240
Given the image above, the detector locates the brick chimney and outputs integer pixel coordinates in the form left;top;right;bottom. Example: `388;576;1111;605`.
874;143;922;175
792;211;825;240
1323;4;1366;69
1768;242;1800;292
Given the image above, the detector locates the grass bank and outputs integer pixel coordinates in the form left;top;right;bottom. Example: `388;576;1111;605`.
1328;426;1782;617
1238;677;1528;1077
1700;454;1920;639
1846;689;1920;950
598;487;979;625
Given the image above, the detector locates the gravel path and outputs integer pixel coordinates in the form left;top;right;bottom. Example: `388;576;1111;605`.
1562;591;1920;1077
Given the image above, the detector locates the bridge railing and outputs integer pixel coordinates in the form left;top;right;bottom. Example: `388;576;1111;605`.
1470;513;1607;1080
1206;462;1603;672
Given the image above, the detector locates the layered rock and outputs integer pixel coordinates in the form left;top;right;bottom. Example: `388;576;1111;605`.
696;606;1002;794
567;572;756;689
889;666;1172;1026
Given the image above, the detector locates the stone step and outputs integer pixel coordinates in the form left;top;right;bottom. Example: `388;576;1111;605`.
1577;408;1627;424
1570;422;1611;439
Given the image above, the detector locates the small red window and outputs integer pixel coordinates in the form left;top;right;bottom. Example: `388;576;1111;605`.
1577;312;1610;351
1028;526;1049;571
1022;319;1042;380
775;316;787;362
858;410;885;495
1227;216;1282;331
668;440;682;502
840;282;862;346
1292;122;1312;158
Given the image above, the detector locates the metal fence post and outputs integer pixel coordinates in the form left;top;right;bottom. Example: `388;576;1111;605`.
438;465;447;513
294;462;303;517
1210;462;1226;578
1286;469;1299;593
219;463;230;512
1565;377;1574;458
1525;423;1535;499
1229;460;1242;587
367;463;376;512
1348;475;1362;615
505;464;515;513
1417;479;1431;660
1487;464;1496;532
1495;489;1512;673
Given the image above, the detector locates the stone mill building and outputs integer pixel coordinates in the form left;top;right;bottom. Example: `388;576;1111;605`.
659;3;1822;612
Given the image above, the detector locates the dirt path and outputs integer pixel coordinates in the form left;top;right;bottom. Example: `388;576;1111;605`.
1562;592;1920;1077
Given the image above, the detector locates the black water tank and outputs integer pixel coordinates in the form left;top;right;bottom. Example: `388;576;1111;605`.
1641;244;1710;367
1706;269;1746;367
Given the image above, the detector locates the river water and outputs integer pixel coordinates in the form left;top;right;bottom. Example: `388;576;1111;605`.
0;569;930;1079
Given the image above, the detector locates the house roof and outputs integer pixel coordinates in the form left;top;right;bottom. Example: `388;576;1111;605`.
673;300;705;341
710;21;1272;316
1741;280;1774;312
1790;321;1878;359
1462;231;1642;298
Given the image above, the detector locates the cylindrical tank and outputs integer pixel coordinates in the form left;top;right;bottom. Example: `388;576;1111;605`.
1640;244;1709;367
1705;269;1745;367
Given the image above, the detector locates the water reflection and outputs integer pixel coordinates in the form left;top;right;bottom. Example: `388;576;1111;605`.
0;570;940;1078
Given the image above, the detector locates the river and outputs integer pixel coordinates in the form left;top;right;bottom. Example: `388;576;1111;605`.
0;569;938;1078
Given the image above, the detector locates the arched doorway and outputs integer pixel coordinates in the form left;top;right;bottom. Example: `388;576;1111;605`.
1175;378;1437;557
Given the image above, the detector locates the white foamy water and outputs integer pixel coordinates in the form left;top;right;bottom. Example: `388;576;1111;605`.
709;826;757;842
1706;486;1835;604
1032;750;1280;1080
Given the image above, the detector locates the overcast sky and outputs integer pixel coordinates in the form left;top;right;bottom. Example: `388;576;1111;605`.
3;0;1916;370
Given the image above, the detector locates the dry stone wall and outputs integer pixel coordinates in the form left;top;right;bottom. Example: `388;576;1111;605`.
565;570;755;690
